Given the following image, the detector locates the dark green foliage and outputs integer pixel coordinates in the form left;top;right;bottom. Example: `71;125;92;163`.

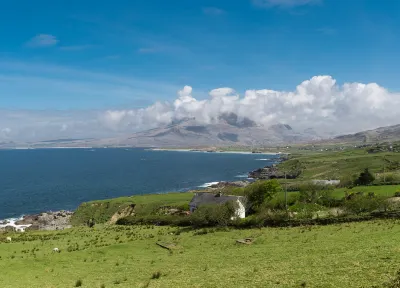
265;193;299;210
298;182;334;205
245;180;282;210
190;201;238;227
75;279;82;287
394;191;400;197
343;193;384;214
355;168;375;186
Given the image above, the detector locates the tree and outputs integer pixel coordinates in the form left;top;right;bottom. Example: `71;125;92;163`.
245;180;282;210
355;168;375;186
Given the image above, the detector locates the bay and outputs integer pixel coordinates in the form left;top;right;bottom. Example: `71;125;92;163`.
0;148;278;219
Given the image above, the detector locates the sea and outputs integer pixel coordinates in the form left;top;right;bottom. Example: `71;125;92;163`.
0;148;278;220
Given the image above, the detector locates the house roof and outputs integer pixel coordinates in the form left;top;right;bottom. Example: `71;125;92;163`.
189;193;243;207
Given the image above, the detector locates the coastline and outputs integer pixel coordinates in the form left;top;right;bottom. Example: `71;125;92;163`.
150;148;282;155
0;150;285;231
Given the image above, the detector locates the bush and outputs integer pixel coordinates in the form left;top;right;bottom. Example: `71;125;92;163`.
190;201;238;227
394;191;400;197
298;182;334;205
354;168;375;186
265;193;299;210
75;279;82;287
376;173;400;184
339;174;358;188
245;180;282;210
343;194;385;214
288;203;326;219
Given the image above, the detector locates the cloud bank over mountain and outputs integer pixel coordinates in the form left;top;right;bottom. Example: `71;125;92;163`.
1;75;400;142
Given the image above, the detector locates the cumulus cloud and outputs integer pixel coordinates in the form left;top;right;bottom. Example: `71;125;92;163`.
1;75;400;142
100;75;400;136
26;34;59;47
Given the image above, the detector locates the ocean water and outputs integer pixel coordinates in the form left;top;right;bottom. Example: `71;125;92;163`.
0;148;278;219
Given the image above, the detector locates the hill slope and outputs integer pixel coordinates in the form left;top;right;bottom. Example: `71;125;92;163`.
83;114;321;148
334;124;400;143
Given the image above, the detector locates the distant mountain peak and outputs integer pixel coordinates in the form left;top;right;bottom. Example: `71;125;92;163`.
170;117;195;126
218;112;257;128
269;123;293;131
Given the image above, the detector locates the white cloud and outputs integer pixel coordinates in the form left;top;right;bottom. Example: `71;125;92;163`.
1;75;400;142
98;75;400;137
252;0;320;8
26;34;59;47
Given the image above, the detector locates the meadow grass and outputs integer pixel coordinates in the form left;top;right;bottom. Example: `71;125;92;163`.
279;149;400;181
71;192;194;225
1;220;400;287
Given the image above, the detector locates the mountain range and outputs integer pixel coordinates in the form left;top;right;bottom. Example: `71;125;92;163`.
72;113;321;148
2;113;400;148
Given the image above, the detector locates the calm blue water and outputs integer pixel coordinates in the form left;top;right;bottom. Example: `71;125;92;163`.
0;149;278;219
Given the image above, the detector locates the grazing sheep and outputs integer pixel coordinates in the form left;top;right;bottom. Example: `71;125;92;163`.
6;237;11;242
53;247;60;253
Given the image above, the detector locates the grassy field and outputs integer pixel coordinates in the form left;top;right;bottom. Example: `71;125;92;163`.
1;220;400;288
71;193;194;225
278;149;400;182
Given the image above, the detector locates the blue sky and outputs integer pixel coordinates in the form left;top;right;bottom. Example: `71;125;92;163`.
1;0;400;110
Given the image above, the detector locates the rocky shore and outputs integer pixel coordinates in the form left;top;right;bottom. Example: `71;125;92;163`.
0;210;73;232
209;180;251;189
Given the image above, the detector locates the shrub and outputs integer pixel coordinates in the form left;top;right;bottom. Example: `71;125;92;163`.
354;168;375;186
339;174;358;188
394;191;400;197
75;279;82;287
265;193;299;210
376;173;400;184
298;182;334;205
245;180;282;210
288;203;326;219
343;194;385;214
190;201;238;227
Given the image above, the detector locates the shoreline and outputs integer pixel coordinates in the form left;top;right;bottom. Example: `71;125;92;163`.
0;210;73;232
0;151;284;230
150;148;282;155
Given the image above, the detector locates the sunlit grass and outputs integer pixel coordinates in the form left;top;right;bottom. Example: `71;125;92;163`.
1;220;399;287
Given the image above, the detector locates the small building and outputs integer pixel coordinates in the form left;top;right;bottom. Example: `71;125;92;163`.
312;180;340;186
189;192;246;219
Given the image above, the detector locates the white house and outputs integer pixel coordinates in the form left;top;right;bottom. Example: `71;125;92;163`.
189;192;246;219
312;180;341;186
